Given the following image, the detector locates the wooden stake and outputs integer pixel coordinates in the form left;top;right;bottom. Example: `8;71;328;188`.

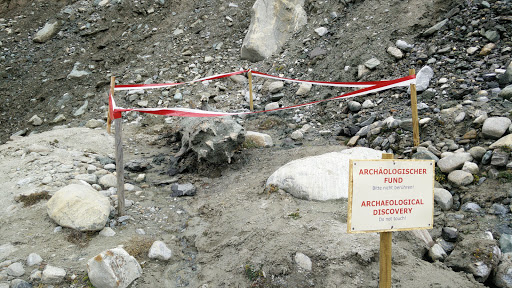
248;70;254;111
107;76;115;134
379;152;393;288
409;69;420;147
115;117;125;217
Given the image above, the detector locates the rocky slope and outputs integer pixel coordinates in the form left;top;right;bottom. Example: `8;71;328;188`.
1;0;512;287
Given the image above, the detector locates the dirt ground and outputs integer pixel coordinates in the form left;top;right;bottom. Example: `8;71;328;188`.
0;126;485;287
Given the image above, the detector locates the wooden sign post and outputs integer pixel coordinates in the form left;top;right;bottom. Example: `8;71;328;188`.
107;76;125;217
348;154;434;288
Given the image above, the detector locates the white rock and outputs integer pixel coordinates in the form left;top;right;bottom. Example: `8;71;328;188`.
462;162;479;174
148;241;172;261
265;102;280;111
364;58;380;70
29;115;43;126
437;152;473;173
86;119;105;129
268;81;284;93
482;117;512;139
294;252;312;271
241;0;307;61
314;27;328;36
6;262;24;277
46;184;111;231
99;174;118;188
296;82;312;96
467;47;479;55
291;130;304;140
104;163;116;170
33;21;60;43
429;244;447;261
448;170;474;186
99;227;116;237
135;174;146;182
67;62;90;79
387;46;403;59
434;188;453;211
42;265;66;284
75;174;98;184
245;131;273;147
87;247;142;288
266;147;382;200
396;40;413;51
490;134;512;149
362;99;375;108
27;253;43;267
415;66;434;92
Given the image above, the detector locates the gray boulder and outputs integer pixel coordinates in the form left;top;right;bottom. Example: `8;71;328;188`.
266;147;382;200
501;234;512;254
490;134;512;149
494;254;512;288
176;117;245;164
445;237;501;283
501;85;512;100
482;117;512;139
437;152;473;173
434;188;453;211
447;170;474;186
241;0;307;62
47;184;111;231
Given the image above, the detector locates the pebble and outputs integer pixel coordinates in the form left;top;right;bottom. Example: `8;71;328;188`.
99;227;116;237
434;188;453;211
395;40;413;52
7;262;25;277
148;241;172;261
461;202;481;213
314;27;328;36
26;253;43;267
364;58;380;70
387;46;403;59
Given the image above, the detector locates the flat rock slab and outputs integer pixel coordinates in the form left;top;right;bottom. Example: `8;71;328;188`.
266;147;383;200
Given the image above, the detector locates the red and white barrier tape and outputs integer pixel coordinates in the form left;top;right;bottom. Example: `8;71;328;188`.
113;70;249;91
108;71;415;119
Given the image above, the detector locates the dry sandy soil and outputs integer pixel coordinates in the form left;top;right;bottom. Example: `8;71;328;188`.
0;125;484;287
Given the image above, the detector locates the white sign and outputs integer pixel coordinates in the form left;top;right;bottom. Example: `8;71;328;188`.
347;159;434;233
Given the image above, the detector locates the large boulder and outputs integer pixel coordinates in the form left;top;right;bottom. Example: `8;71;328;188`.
482;117;512;139
437;152;473;173
87;247;142;288
241;0;307;62
266;147;383;200
47;184;111;231
176;117;245;164
445;236;501;283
